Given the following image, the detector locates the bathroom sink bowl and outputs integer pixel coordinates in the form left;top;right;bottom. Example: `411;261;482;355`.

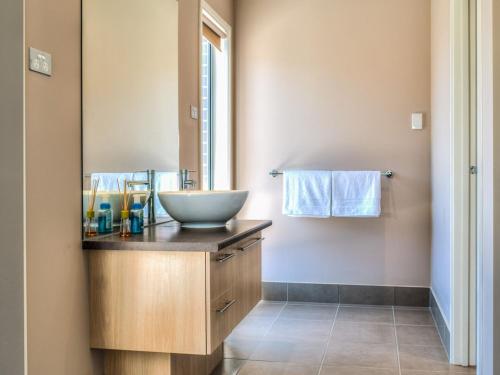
83;190;150;223
158;190;249;228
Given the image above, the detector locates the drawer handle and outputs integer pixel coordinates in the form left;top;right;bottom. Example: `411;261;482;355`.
216;299;237;314
237;237;265;251
216;253;236;263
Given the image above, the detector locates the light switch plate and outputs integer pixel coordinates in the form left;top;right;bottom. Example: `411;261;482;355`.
190;105;198;120
411;112;423;130
29;47;52;76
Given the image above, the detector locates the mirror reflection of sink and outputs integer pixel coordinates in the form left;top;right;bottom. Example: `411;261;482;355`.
83;191;150;223
158;190;249;228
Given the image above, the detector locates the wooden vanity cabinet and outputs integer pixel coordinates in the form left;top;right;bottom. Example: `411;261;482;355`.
89;232;263;359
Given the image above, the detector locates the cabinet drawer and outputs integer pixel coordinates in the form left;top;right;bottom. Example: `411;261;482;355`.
208;287;239;352
209;250;237;301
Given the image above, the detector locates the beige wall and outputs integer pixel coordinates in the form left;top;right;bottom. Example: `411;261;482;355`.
0;0;25;373
25;0;102;373
235;0;431;286
179;0;234;184
83;0;179;174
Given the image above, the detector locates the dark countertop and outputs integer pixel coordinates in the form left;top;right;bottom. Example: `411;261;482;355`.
82;220;272;252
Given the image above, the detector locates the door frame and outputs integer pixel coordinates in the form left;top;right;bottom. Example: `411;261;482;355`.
450;0;472;366
475;0;495;373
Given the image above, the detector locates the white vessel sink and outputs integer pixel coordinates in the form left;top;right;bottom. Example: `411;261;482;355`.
83;190;150;223
158;190;249;228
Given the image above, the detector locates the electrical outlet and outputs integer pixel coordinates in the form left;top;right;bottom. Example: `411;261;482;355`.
29;47;52;76
190;105;198;120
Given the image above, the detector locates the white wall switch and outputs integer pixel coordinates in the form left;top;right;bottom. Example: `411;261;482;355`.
190;105;198;120
29;47;52;76
411;112;423;130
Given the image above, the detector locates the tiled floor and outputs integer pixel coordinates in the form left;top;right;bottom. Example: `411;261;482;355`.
211;301;476;375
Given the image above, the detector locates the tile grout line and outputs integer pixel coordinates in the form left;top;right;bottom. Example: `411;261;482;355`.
233;301;288;375
258;301;288;340
316;303;340;375
392;306;403;375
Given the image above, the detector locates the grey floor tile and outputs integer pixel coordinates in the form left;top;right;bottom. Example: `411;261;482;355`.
396;325;443;346
395;308;434;326
330;321;396;344
210;359;246;375
265;318;333;342
223;338;260;359
399;344;451;372
449;366;476;374
337;306;394;324
401;367;476;374
248;301;285;318
280;303;337;320
250;339;327;364
238;360;319;375
401;370;476;375
227;316;275;340
320;365;398;375
324;342;398;369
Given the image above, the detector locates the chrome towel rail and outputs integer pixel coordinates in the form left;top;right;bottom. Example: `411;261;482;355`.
269;169;394;178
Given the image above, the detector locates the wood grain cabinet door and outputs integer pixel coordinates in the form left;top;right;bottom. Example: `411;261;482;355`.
89;250;208;355
233;234;263;323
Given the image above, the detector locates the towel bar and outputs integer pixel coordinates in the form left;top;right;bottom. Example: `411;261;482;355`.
269;169;393;178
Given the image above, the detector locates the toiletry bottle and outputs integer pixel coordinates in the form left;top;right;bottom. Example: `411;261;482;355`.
84;210;97;237
119;210;131;237
130;195;144;234
97;195;113;234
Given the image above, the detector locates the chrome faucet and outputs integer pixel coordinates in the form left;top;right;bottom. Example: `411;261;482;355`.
179;169;196;190
128;169;156;223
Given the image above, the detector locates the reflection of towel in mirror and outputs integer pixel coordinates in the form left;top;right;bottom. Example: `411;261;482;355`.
331;171;381;217
90;172;179;217
282;170;332;218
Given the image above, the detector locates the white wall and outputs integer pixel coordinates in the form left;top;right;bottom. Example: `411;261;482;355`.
236;0;432;286
83;0;179;174
430;0;452;323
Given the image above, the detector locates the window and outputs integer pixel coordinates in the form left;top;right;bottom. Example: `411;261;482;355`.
200;6;232;191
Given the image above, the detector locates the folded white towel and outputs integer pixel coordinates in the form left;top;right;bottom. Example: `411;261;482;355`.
282;170;332;218
332;171;381;217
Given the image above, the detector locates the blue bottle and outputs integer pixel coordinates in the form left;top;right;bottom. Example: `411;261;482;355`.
130;195;144;234
97;196;113;234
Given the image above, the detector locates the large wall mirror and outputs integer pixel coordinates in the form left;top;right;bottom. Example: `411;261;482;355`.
82;0;180;233
81;0;234;236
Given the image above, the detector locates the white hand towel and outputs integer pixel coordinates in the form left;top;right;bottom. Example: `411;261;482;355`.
332;171;381;217
282;170;332;218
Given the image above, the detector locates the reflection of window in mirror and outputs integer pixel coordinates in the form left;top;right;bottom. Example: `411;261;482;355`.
200;4;232;191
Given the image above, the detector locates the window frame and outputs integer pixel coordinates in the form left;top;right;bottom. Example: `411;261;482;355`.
199;1;233;191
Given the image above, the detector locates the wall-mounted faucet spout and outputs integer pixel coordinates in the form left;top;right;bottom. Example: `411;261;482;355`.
179;169;196;190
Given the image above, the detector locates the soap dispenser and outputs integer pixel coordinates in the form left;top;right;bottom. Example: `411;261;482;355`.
97;195;113;234
130;195;144;234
